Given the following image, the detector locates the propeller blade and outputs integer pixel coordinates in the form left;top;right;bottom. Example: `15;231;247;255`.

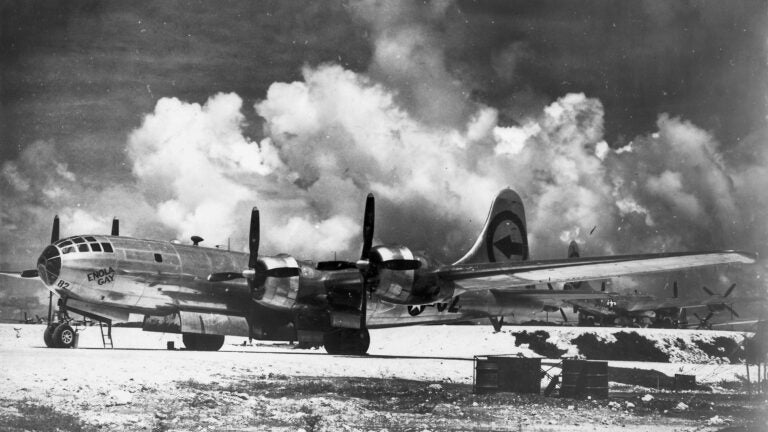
361;193;374;260
207;272;245;282
693;312;703;321
702;286;715;296
547;283;554;290
358;193;376;331
380;259;421;271
20;269;39;278
51;215;60;243
600;281;606;292
264;267;301;278
560;308;568;322
673;281;678;298
704;311;714;322
316;261;357;271
567;240;580;258
111;218;119;236
723;304;740;318
723;283;737;298
248;207;259;269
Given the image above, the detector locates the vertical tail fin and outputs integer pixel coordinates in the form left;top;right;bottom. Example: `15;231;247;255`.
454;188;528;264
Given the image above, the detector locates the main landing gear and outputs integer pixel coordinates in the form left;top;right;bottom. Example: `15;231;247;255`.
323;328;370;355
182;333;225;351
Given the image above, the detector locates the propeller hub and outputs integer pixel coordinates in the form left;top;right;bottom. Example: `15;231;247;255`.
36;245;61;286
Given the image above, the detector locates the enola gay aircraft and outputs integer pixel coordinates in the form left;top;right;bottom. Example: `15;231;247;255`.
1;189;756;354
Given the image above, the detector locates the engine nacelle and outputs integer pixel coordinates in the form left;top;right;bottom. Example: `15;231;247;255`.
369;245;417;304
251;254;300;310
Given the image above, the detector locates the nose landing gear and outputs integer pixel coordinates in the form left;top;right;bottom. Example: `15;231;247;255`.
42;295;77;348
44;322;76;348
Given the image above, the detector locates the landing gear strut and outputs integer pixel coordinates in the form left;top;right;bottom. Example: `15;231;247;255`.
323;328;370;355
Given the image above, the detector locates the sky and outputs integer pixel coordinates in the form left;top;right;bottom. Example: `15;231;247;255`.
1;0;767;315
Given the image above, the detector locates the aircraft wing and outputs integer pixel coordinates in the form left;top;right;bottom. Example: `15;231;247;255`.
437;251;755;294
490;288;608;301
622;295;767;312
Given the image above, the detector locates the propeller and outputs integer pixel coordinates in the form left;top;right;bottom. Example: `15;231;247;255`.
111;218;119;236
694;311;715;329
356;194;375;330
560;308;568;322
207;207;300;283
12;215;60;279
699;282;740;319
51;215;60;243
723;304;740;318
248;207;259;269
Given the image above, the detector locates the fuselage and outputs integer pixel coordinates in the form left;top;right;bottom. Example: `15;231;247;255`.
36;234;558;333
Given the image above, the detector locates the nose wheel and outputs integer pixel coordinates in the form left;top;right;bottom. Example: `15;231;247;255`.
42;295;77;348
44;323;75;348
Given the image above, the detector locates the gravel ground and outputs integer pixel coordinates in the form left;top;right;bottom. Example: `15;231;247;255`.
0;324;765;431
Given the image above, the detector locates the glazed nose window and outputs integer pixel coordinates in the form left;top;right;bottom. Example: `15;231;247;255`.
37;245;61;285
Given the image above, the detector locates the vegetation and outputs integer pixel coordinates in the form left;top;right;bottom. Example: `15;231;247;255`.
0;399;95;432
572;332;670;362
512;330;568;358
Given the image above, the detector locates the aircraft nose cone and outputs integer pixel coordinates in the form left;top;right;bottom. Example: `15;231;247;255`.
37;245;61;286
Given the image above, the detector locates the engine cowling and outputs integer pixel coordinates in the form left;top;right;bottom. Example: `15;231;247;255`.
251;254;300;310
368;245;418;304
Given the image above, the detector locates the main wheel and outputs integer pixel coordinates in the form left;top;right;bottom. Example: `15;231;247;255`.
43;324;56;348
323;329;369;355
52;324;75;348
182;333;225;351
323;330;343;355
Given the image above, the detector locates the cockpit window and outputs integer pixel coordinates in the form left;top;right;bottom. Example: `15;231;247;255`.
90;243;102;252
62;246;75;254
73;237;85;244
78;243;90;252
85;236;97;242
101;243;114;253
58;240;73;248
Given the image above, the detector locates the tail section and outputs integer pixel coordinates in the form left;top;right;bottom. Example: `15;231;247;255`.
454;188;528;264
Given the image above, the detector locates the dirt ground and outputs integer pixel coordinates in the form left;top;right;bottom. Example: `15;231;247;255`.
0;324;766;431
2;372;766;431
